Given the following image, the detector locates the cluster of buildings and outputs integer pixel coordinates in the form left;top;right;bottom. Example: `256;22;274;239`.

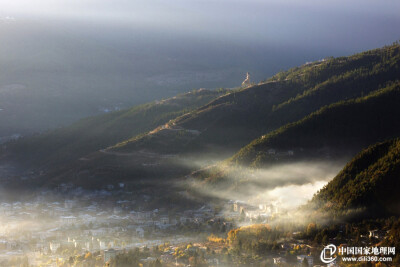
0;183;286;267
1;196;386;266
225;200;281;223
0;197;227;266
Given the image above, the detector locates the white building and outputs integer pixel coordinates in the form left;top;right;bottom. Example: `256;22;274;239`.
49;242;60;253
60;216;77;225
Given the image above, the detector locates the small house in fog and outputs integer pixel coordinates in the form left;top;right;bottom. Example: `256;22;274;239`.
49;242;60;253
273;257;286;265
369;229;386;239
267;149;276;155
60;215;77;225
99;240;107;250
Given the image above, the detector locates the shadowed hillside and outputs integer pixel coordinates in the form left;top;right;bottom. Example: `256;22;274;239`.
2;43;400;194
1;88;228;170
232;81;400;166
110;44;400;157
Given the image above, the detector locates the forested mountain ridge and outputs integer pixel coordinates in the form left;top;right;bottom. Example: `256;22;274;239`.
1;88;228;170
309;138;400;217
109;80;305;154
2;43;400;192
231;81;400;166
110;43;400;157
268;44;400;127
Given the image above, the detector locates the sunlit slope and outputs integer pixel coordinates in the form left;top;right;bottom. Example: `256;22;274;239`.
1;89;227;169
112;44;400;155
3;43;400;191
268;44;400;125
310;138;400;217
110;80;307;153
231;82;400;166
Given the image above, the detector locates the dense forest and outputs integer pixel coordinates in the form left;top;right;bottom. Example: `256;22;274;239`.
232;81;400;166
112;43;400;156
2;43;400;194
191;81;400;191
310;138;400;218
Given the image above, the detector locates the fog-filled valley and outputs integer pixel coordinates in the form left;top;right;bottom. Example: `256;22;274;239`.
1;0;400;266
1;42;400;265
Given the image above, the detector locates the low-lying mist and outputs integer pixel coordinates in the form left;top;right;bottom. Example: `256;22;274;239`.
184;160;346;210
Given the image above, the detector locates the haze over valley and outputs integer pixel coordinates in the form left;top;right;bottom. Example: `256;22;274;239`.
1;0;400;266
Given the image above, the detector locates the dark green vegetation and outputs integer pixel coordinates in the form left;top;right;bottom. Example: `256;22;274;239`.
4;42;400;265
383;218;400;261
232;81;400;166
2;43;400;195
193;80;400;188
110;80;307;154
112;43;400;157
310;138;400;217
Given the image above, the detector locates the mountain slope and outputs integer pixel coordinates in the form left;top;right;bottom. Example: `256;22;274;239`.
1;88;228;170
231;81;400;166
310;138;400;217
111;44;400;156
3;43;400;193
109;80;306;154
269;45;400;127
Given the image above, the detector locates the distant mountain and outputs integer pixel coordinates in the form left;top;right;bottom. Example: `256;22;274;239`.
309;138;400;218
1;88;228;170
110;44;400;157
2;43;400;194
